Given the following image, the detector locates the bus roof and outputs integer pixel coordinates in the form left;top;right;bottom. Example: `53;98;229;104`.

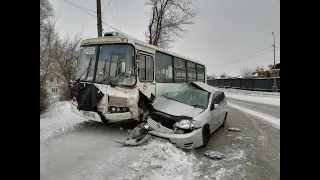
81;31;204;66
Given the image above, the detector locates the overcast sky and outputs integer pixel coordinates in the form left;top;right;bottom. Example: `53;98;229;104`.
50;0;280;77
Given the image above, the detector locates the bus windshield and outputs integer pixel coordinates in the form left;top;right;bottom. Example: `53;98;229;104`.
76;44;136;86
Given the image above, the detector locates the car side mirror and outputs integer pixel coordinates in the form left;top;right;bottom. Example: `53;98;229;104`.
210;103;219;110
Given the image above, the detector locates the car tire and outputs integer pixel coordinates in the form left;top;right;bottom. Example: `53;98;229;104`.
201;125;210;147
221;112;228;127
101;118;108;124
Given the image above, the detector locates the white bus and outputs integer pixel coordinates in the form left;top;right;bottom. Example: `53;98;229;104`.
71;31;206;123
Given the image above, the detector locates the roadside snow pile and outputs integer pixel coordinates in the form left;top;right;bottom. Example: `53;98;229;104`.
121;138;200;180
40;101;88;143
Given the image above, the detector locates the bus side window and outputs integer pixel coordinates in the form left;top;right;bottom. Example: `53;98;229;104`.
139;54;154;82
138;55;146;80
146;56;154;81
155;51;173;83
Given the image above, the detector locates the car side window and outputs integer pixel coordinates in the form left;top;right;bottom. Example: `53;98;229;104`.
219;92;226;105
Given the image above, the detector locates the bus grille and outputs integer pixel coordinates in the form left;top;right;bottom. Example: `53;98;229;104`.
108;96;127;107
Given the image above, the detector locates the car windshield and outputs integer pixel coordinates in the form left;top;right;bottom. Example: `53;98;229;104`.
76;44;136;86
163;83;210;109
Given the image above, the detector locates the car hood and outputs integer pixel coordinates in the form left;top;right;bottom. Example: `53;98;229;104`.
152;96;204;118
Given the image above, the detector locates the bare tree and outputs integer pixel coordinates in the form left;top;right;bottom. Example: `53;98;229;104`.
53;35;82;100
207;73;217;80
240;67;254;78
145;0;198;49
254;65;264;72
40;0;53;30
220;72;228;79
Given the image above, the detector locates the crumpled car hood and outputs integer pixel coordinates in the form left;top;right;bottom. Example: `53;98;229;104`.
152;96;204;118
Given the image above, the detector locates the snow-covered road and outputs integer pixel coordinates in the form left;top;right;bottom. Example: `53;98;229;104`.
40;90;280;180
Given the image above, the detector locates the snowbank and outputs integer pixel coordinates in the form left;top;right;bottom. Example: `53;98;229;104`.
120;138;200;180
40;101;88;143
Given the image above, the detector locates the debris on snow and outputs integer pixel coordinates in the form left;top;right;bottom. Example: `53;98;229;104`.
204;151;223;159
117;134;151;146
120;127;123;131
150;161;162;169
228;127;241;132
127;129;132;133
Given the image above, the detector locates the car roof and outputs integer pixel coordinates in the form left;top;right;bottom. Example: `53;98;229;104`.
191;82;219;93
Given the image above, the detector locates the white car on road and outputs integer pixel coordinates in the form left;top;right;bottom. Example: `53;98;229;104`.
145;82;228;149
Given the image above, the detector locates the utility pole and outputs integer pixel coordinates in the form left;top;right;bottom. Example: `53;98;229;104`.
96;0;102;37
272;32;277;92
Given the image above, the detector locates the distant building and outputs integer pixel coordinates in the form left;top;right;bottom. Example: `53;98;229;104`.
40;70;63;98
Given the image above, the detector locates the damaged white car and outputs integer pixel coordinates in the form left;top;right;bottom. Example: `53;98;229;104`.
124;82;228;149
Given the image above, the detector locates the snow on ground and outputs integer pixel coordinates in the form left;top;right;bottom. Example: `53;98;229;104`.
40;101;250;180
215;88;280;107
119;138;200;180
40;101;88;143
225;92;280;107
217;88;280;97
228;102;280;129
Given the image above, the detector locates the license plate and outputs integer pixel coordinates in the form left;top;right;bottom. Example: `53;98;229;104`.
83;111;95;119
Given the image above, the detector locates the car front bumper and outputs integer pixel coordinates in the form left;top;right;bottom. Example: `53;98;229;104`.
148;128;203;149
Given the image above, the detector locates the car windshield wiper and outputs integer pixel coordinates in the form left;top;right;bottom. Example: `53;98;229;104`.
165;96;185;104
189;104;205;108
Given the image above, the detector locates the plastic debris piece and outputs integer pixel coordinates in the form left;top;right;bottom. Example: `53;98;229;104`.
228;127;241;132
204;150;223;159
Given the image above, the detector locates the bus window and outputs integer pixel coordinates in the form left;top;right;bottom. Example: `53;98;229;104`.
138;54;154;81
138;55;146;80
146;56;154;81
197;64;205;83
174;57;186;83
155;51;173;83
187;61;196;82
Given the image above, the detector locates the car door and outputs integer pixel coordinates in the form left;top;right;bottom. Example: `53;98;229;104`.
210;92;222;131
219;92;227;119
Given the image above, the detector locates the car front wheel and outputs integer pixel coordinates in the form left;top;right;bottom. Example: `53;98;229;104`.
201;124;210;147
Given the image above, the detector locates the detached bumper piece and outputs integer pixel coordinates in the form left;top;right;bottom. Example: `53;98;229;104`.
117;124;151;146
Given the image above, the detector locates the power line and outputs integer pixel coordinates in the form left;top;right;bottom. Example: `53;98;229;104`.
60;0;134;38
113;0;122;30
102;0;113;16
85;32;97;39
59;0;96;17
110;4;118;29
214;46;273;68
60;0;96;13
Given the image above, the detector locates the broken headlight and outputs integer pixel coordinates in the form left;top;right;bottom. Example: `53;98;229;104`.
173;119;196;130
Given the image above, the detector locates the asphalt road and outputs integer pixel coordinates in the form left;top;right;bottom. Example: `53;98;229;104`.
227;97;280;119
40;99;280;180
194;107;280;180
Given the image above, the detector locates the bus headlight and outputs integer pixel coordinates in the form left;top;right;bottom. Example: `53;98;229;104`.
108;106;130;113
